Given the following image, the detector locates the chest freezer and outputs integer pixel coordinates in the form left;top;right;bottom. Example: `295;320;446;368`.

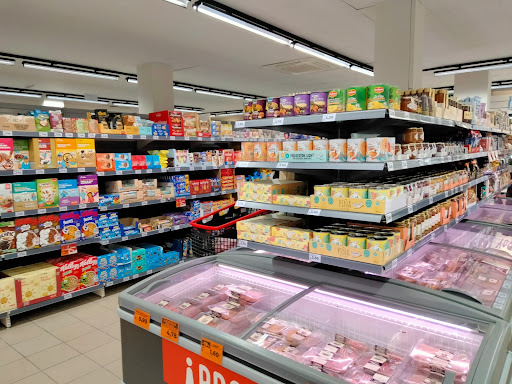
118;252;512;384
465;207;512;226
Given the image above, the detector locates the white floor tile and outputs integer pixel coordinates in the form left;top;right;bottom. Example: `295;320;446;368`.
85;340;121;366
44;355;100;384
10;371;56;384
0;345;23;367
12;332;62;357
27;343;80;370
0;358;39;384
68;367;120;384
66;329;115;354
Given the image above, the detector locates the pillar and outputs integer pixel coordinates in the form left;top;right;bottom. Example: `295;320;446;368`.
137;63;174;114
454;71;491;106
374;0;425;90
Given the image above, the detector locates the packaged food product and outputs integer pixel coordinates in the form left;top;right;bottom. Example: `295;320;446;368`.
0;183;13;213
183;113;199;136
60;211;81;243
310;92;328;114
282;140;298;152
0;276;17;312
410;342;471;378
49;110;63;131
243;100;253;120
314;185;331;196
80;209;99;239
58;179;79;206
347;138;366;162
327;89;346;113
241;142;255;161
76;139;96;167
388;86;401;110
0;138;13;172
303;346;359;375
297;140;313;151
328;139;347;162
280;96;294;116
33;110;50;132
38;214;61;246
96;153;115;171
253;142;267;161
343;367;374;384
346;87;367;111
247;332;279;349
267;142;283;162
313;139;328;151
12;181;36;211
78;175;99;204
36;178;59;208
367;84;389;109
259;317;289;335
294;93;310;115
266;97;280;118
366;137;395;162
55;138;77;168
15;216;39;251
348;233;367;249
13;139;30;170
0;221;16;255
268;342;304;363
252;99;266;119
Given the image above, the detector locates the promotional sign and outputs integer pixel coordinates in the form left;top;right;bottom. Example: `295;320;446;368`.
162;339;257;384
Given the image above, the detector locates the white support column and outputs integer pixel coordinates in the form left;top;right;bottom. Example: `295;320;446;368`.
374;0;425;90
137;63;174;114
454;71;491;106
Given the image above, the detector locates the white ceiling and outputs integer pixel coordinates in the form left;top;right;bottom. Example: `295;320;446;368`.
0;0;512;113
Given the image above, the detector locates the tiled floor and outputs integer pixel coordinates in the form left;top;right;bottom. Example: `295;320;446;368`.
0;284;128;384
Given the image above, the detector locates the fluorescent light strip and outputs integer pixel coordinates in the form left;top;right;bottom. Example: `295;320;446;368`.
435;62;512;76
218;264;308;289
173;85;193;92
293;43;350;68
163;0;189;7
214;112;243;117
196;89;242;100
0;59;15;66
112;102;139;108
42;99;64;108
0;90;41;98
47;95;109;105
315;289;474;333
126;77;138;84
351;65;374;77
196;4;291;45
492;84;512;90
174;108;203;113
23;62;119;80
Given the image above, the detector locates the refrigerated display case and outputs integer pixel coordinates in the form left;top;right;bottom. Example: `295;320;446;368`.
118;252;512;384
465;206;512;226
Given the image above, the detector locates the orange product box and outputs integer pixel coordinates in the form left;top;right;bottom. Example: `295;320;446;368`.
55;138;77;168
267;142;283;162
222;149;235;164
76;139;96;168
253;142;267;161
96;153;115;172
241;142;254;161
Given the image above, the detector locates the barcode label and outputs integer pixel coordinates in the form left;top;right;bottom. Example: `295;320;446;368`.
54;132;63;137
126;134;134;139
106;281;113;287
40;132;48;137
78;168;85;172
38;209;46;214
59;168;68;173
123;277;130;282
101;134;108;138
17;251;27;257
65;133;74;138
78;133;85;138
13;170;22;175
36;169;45;174
79;204;86;209
401;161;408;169
142;201;148;206
235;121;245;128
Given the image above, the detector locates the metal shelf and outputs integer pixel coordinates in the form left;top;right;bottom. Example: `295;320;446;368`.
104;261;189;288
1;202;99;219
0;167;96;177
97;164;234;177
238;193;496;275
96;224;191;246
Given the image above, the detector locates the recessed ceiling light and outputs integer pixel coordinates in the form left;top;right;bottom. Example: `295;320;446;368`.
43;99;65;108
112;102;139;108
434;62;512;76
0;58;15;66
126;77;138;84
0;90;41;98
196;90;242;99
173;85;193;92
23;62;119;80
491;84;512;90
292;43;350;68
47;95;109;105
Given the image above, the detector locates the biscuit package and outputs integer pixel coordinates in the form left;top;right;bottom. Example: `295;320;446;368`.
29;138;56;169
13;139;30;170
49;110;63;131
15;216;40;251
76;139;96;168
0;221;16;255
183;113;199;137
59;211;81;243
12;181;37;211
0;138;14;171
80;209;99;239
38;214;61;247
58;179;79;206
78;175;99;204
37;178;59;208
96;153;115;172
0;183;13;213
55;138;77;168
0;276;17;312
114;153;132;170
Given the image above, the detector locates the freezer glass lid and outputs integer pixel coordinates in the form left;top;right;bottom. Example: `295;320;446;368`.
432;221;512;260
385;243;512;310
245;285;484;384
465;207;512;226
134;262;307;336
482;198;512;211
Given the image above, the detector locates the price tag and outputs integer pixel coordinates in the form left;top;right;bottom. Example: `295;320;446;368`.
106;281;114;287
98;206;106;211
161;317;179;343
444;191;449;198
141;232;148;237
197;137;203;141
123;203;129;208
309;253;322;263
387;162;394;171
444;225;448;232
322;113;336;122
63;293;72;300
147;270;153;274
36;169;45;174
221;137;226;141
160;199;167;203
175;167;181;172
184;136;190;141
116;171;123;175
97;172;105;176
201;165;207;170
126;134;134;139
424;158;431;165
40;132;48;137
13;170;23;175
407;205;413;214
3;131;12;136
418;159;424;166
38;209;46;214
134;309;150;330
201;338;223;365
60;206;68;211
238;239;248;248
142;201;148;206
147;169;153;173
191;195;197;199
101;133;108;138
169;136;176;140
79;204;86;209
276;162;288;168
78;167;86;173
272;117;284;126
65;133;73;138
307;209;321;216
88;133;96;138
234;121;245;129
17;251;27;257
140;135;147;139
135;170;141;174
236;201;246;208
78;133;85;138
236;162;248;167
123;277;130;282
54;132;63;137
15;211;24;217
100;240;109;245
428;197;434;204
122;236;128;241
133;274;139;279
158;228;165;233
189;166;195;171
403;111;410;119
401;161;408;169
385;213;393;222
153;135;159;140
60;243;77;258
59;168;68;173
388;109;396;117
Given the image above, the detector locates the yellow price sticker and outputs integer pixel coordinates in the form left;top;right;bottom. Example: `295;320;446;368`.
161;317;179;343
134;308;150;330
201;338;223;365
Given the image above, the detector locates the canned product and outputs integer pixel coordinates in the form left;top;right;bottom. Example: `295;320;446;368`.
347;233;367;249
368;186;392;201
367;236;391;252
374;232;396;247
349;187;368;199
382;184;398;199
330;231;348;246
312;229;330;243
331;185;349;198
314;185;331;197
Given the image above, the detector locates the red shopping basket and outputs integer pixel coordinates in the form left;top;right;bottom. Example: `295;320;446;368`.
189;203;268;257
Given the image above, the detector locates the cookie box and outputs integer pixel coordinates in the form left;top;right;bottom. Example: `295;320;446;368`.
96;153;115;172
114;153;132;171
0;221;16;255
15;216;39;251
76;139;96;167
13;139;30;170
58;179;79;206
78;175;99;204
29;138;56;169
0;183;13;213
38;214;61;247
0;138;14;171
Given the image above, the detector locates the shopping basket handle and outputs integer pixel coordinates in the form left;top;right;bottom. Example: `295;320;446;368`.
190;202;269;230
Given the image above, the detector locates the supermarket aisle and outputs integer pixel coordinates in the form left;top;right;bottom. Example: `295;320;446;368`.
0;284;128;384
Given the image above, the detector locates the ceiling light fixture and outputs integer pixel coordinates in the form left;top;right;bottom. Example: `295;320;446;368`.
112;102;139;108
23;62;119;80
213;112;243;117
492;84;512;90
195;89;242;99
434;62;512;76
292;43;350;68
163;0;189;7
42;99;65;108
173;85;193;92
126;77;138;84
351;65;374;77
174;108;203;113
195;3;291;45
0;58;15;66
47;95;109;105
0;90;41;98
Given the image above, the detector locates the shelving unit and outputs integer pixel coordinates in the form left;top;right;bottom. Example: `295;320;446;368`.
0;167;96;177
97;164;234;176
1;202;99;219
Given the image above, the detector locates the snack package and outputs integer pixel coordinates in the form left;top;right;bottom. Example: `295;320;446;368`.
36;178;59;208
13;139;30;170
49;110;63;131
58;179;79;206
327;89;346;113
76;139;96;167
15;216;39;251
183;113;199;137
32;109;51;132
80;209;99;239
55;138;77;168
12;181;37;211
59;211;81;243
114;153;132;170
0;183;13;213
170;111;184;136
78;175;99;204
38;214;61;247
346;87;367;111
0;138;14;171
29;138;56;169
96;153;115;172
0;221;16;255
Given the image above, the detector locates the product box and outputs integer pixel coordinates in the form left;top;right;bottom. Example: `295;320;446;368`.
327;89;346;113
119;218;139;236
243;100;253;120
221;123;232;138
310;92;328;114
13;139;30;170
96;252;117;270
346;87;367;111
0;138;13;171
96;153;115;172
152;124;169;137
0;276;17;313
367;84;389;110
33;110;51;132
47;254;97;293
75;119;89;133
15;216;39;251
389;86;401;110
347;138;367;162
119;190;143;203
294;94;310;115
329;139;347;162
271;236;309;252
279;96;294;116
59;211;81;243
49;110;63;131
0;183;13;213
98;212;119;228
0;221;16;255
76;139;96;168
38;214;61;247
114;153;132;171
29;138;56;169
0;115;36;132
170;111;184;136
78;175;99;204
12;182;36;211
183;113;199;137
278;150;328;162
80;209;99;239
267;142;283;162
55;138;77;168
131;155;147;170
241;142;254;161
366;137;395;162
99;194;120;207
106;179;141;193
36;178;59;209
266;97;280;118
57;179;79;206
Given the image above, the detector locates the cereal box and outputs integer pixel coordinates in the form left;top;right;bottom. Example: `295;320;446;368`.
367;84;390;110
15;216;39;251
55;138;77;168
58;179;79;206
76;139;96;168
0;277;17;313
346;87;367;111
13;139;30;170
96;153;115;171
36;178;59;208
114;153;132;171
327;89;346;113
38;214;61;247
78;175;99;204
0;183;13;213
60;211;81;243
0;138;13;171
48;254;98;292
0;221;16;255
13;182;37;211
80;209;99;239
29;138;56;169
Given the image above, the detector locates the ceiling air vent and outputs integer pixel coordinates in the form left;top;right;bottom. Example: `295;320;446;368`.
262;58;339;74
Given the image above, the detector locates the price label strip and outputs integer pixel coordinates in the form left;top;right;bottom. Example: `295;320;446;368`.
134;308;151;330
161;317;179;343
201;338;223;365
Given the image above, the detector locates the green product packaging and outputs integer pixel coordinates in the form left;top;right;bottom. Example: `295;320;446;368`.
36;178;59;209
327;89;346;113
346;87;367;111
367;84;390;110
13;139;30;170
389;86;401;110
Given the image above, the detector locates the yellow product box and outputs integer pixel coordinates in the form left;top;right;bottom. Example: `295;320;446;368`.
271;226;313;241
123;126;139;135
76;139;96;168
4;270;40;304
237;231;271;244
0;276;17;313
273;194;291;205
289;195;311;208
310;194;406;214
309;241;396;266
29;138;57;169
221;123;233;138
55;138;77;168
271;236;309;252
38;265;58;297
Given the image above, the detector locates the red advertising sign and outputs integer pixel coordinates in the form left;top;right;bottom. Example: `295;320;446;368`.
162;339;257;384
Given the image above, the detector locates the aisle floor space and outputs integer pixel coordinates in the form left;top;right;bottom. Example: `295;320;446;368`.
0;284;128;384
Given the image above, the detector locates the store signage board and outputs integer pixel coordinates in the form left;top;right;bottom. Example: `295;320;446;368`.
162;339;257;384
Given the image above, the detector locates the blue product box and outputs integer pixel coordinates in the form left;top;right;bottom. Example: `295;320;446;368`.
96;252;117;269
139;126;153;135
151;155;161;169
108;266;118;281
98;212;119;228
58;179;79;206
145;155;154;169
99;194;120;207
114;153;132;171
98;269;110;284
121;226;139;237
80;209;99;239
163;251;180;264
132;259;147;274
131;247;146;263
152;124;169;136
109;244;132;263
116;262;131;278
